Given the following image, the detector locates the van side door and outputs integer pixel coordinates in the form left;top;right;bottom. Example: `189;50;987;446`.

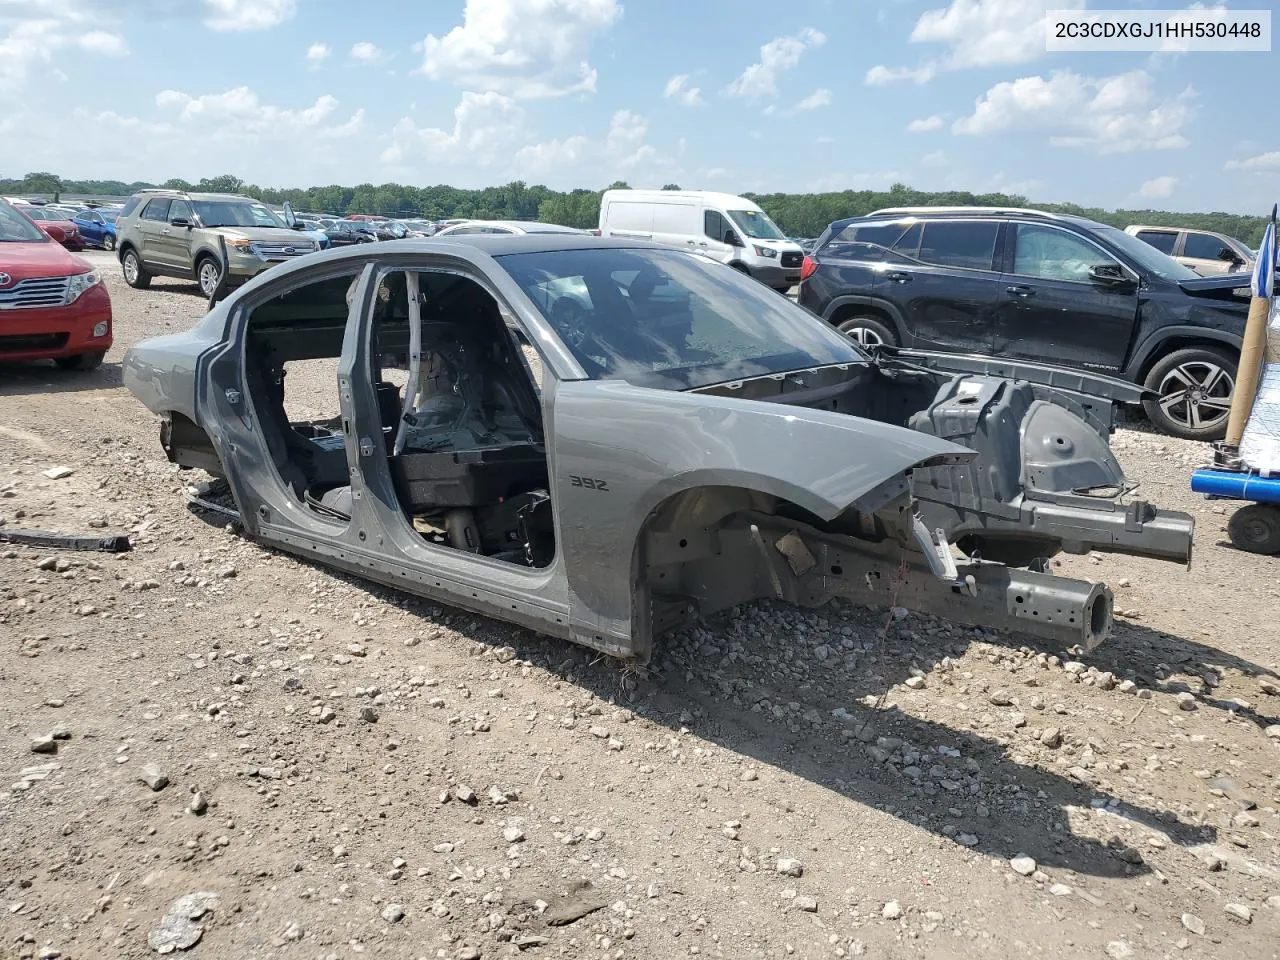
649;200;700;253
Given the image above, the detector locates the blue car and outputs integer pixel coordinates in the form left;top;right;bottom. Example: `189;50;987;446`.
73;208;120;251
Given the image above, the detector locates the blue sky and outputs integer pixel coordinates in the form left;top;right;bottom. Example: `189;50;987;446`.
0;0;1276;213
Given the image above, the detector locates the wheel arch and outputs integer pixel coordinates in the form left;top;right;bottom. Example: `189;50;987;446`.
627;482;835;663
1127;327;1242;382
823;295;907;338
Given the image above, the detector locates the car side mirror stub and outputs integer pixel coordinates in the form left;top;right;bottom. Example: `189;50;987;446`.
1089;263;1130;287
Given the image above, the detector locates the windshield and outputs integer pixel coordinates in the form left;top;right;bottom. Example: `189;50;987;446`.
727;208;786;241
0;202;48;242
1225;235;1255;260
1094;225;1199;281
498;247;868;389
191;200;285;229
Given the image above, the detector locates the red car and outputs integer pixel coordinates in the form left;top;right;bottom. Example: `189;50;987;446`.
15;204;85;251
0;200;112;371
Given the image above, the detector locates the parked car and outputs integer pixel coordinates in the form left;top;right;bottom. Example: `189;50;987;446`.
798;206;1252;441
399;219;437;237
16;205;85;251
1125;225;1256;277
73;208;120;250
598;189;804;293
0;199;112;370
115;189;321;297
432;219;583;238
322;221;379;247
121;235;1192;661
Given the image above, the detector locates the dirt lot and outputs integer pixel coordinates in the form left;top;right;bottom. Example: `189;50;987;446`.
2;251;1279;960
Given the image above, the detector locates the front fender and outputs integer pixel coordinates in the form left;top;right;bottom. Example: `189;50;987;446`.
549;379;974;643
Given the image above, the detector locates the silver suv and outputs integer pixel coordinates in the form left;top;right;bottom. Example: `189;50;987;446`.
115;190;319;296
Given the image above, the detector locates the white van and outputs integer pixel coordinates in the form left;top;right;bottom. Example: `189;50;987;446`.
597;189;804;292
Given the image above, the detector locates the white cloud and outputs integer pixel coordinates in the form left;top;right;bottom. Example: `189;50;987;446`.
922;149;948;166
513;108;664;181
866;63;937;86
792;88;831;112
0;13;128;90
867;0;1085;84
954;69;1196;153
77;30;127;56
417;0;621;100
349;41;383;62
202;0;296;31
815;135;835;145
381;91;524;168
306;42;330;64
1225;151;1280;172
1138;175;1178;199
907;114;945;133
726;27;826;101
154;86;363;139
63;85;364;186
663;73;703;106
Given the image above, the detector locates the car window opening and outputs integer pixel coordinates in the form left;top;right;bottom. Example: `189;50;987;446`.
243;271;360;523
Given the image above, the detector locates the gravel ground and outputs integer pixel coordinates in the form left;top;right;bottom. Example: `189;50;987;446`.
1;250;1279;960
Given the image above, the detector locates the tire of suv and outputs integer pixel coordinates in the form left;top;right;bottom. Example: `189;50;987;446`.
196;256;222;298
55;351;106;372
836;315;898;349
1141;345;1237;441
121;248;152;289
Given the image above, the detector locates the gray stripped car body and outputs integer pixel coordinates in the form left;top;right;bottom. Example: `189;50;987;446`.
123;236;1194;662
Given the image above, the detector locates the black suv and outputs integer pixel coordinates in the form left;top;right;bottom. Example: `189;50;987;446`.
798;206;1251;440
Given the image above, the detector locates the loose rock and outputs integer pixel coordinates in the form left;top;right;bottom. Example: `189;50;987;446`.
1010;855;1036;876
140;763;169;791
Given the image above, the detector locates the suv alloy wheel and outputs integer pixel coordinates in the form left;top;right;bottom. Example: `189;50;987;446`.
1141;346;1237;441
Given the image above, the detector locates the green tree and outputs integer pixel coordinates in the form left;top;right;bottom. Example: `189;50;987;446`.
662;183;682;191
21;171;61;194
196;174;245;193
162;178;193;190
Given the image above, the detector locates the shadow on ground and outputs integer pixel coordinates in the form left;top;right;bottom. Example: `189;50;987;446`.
167;478;1279;882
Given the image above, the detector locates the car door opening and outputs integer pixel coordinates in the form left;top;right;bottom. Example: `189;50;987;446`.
365;269;554;567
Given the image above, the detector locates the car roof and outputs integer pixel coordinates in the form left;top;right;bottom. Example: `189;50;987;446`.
827;208;1108;234
448;220;580;233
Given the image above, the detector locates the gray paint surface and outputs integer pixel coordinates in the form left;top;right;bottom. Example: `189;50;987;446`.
123;236;1191;659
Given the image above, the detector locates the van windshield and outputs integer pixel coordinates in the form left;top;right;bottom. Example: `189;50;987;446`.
727;209;786;241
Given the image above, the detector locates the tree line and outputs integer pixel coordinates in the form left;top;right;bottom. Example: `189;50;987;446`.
3;171;1270;245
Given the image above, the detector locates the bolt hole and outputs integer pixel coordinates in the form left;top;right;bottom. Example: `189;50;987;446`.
830;564;843;575
1015;595;1023;604
678;538;688;548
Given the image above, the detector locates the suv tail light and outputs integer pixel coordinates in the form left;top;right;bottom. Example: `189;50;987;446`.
800;255;817;282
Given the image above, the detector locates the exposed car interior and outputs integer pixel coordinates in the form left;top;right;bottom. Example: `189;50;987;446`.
243;268;554;568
